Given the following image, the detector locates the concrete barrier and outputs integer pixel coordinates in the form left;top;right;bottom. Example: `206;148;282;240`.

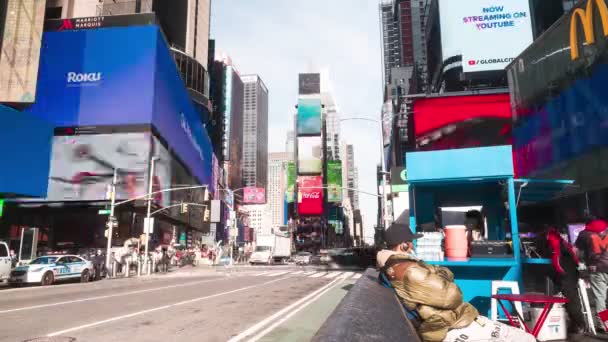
312;268;421;342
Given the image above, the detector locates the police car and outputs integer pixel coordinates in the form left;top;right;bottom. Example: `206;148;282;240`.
9;255;94;286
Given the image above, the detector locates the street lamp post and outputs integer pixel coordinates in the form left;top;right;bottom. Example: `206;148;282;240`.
144;157;159;274
105;168;118;274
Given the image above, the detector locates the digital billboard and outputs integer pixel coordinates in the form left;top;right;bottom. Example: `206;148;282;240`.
327;161;343;203
298;136;322;174
0;0;45;103
286;161;296;203
439;0;533;72
413;94;512;150
297;98;322;135
46;132;171;205
298;176;323;216
243;187;266;204
28;25;213;188
298;73;320;95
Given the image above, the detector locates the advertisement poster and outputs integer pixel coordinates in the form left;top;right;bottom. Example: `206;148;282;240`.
439;0;533;72
297;98;322;135
298;176;323;216
46;133;160;204
298;136;322;174
298;73;321;95
286;161;296;203
244;187;266;204
327;160;343;203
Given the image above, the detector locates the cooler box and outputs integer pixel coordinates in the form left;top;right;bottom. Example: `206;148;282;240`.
524;306;567;341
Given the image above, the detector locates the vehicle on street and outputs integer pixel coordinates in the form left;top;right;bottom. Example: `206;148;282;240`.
9;254;94;286
294;251;312;265
250;233;292;265
0;241;11;283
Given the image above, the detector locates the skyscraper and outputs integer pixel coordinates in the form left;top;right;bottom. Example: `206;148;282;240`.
268;152;291;228
379;0;429;92
321;70;341;161
286;130;295;154
241;74;269;190
342;143;359;210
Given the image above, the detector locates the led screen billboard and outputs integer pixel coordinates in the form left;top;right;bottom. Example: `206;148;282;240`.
297;98;322;135
298;176;323;216
298;73;320;95
298;136;322;174
413;94;512;151
0;0;45;103
46;132;171;206
327;161;343;203
439;0;533;72
243;187;266;204
286;161;296;203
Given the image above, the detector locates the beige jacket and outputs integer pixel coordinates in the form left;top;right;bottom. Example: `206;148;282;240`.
377;250;479;342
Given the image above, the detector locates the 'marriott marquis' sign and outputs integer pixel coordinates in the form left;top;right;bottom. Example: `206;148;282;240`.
44;13;157;32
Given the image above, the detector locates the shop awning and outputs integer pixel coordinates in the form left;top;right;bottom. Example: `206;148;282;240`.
514;178;576;207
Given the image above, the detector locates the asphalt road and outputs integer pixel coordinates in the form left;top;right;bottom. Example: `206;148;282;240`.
0;267;360;342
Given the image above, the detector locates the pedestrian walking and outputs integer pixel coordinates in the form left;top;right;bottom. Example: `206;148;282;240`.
576;218;608;333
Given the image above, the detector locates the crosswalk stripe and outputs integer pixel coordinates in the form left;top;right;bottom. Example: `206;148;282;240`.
309;272;326;278
341;272;354;279
290;271;305;275
324;272;342;278
266;271;290;277
256;272;271;276
303;271;317;275
352;273;362;279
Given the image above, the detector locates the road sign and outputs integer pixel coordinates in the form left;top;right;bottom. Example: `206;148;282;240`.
98;209;111;215
144;217;155;234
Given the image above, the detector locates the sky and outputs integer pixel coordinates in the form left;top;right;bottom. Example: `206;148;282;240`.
211;0;383;241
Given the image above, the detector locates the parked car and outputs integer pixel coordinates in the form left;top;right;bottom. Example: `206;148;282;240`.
294;252;312;265
9;255;94;286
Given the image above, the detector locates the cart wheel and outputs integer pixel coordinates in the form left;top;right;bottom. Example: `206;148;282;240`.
41;272;54;286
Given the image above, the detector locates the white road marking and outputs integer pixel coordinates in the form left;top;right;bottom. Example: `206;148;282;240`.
228;277;343;342
0;277;227;314
290;271;305;275
303;271;317;275
340;272;355;279
265;271;290;277
46;276;291;337
324;272;342;278
308;272;326;278
352;273;362;279
255;272;271;276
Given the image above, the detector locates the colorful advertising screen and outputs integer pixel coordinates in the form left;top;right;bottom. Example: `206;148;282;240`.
0;0;45;103
286;161;296;203
413;94;512;151
243;187;266;204
439;0;533;72
327;160;343;203
45;132;171;206
298;136;322;174
298;176;323;216
297;98;322;135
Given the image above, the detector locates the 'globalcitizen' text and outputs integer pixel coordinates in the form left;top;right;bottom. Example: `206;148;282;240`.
462;5;528;30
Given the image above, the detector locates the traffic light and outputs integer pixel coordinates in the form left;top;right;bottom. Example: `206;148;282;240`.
181;203;189;214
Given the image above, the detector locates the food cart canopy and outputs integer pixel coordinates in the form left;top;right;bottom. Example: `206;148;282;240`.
514;178;576;207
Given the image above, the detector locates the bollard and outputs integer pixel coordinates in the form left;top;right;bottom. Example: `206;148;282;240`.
112;261;117;278
137;259;141;277
152;258;156;274
125;262;130;277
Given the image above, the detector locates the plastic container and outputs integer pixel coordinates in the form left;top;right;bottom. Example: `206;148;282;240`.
525;306;567;341
444;225;468;260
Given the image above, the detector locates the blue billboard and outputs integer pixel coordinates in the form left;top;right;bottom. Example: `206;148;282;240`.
28;25;213;189
0;105;53;197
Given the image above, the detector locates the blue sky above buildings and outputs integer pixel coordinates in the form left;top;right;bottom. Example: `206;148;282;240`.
212;0;383;238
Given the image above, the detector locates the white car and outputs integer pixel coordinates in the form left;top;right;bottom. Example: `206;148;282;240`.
9;255;94;286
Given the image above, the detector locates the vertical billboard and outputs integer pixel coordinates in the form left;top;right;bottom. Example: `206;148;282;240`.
327;160;343;203
298;73;321;95
439;0;533;72
286;161;296;203
243;187;266;204
298;176;323;216
0;0;45;103
297;136;322;174
297;98;322;135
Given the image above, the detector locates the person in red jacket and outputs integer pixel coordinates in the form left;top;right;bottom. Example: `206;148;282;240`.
546;225;586;334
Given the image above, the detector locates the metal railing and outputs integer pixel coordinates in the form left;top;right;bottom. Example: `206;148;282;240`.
97;0;153;16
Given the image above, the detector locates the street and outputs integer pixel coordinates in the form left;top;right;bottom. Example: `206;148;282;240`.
0;267;361;342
